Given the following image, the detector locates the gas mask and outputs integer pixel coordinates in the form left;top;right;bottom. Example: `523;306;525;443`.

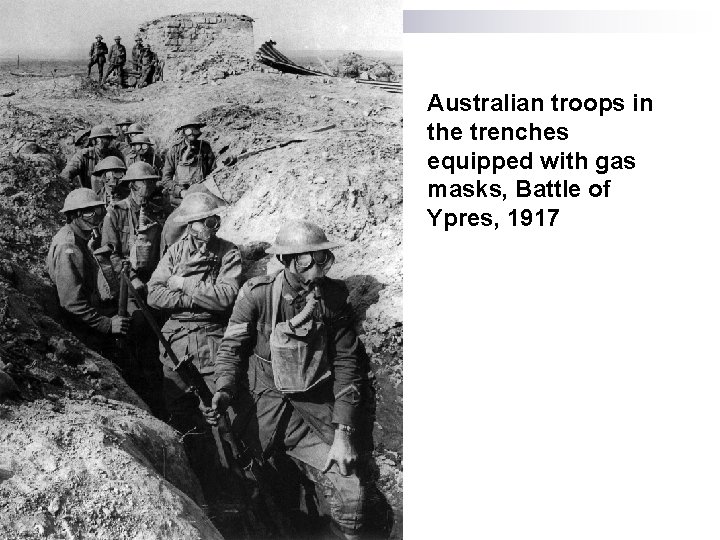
76;206;105;231
130;179;155;206
188;215;220;244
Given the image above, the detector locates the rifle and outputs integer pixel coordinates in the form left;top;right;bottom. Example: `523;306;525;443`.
121;273;291;537
114;261;130;367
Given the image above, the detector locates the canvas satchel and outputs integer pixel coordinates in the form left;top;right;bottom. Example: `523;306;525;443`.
268;271;332;394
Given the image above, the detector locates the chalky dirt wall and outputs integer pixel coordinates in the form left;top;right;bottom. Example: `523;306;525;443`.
138;12;255;81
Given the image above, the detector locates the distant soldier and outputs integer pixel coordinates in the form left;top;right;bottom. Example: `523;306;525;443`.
161;116;216;210
126;134;163;172
114;117;134;155
87;34;108;81
90;156;128;206
146;193;242;492
47;188;129;356
103;36;127;86
61;125;126;189
102;162;165;416
138;45;157;88
132;36;144;71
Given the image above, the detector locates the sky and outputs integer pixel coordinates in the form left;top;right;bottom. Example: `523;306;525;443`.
0;0;402;58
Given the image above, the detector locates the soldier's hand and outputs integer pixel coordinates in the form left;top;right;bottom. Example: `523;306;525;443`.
201;391;232;425
167;275;185;291
322;429;357;476
131;277;146;294
110;315;130;335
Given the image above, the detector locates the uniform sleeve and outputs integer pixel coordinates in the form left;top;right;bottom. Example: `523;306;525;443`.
161;147;176;190
146;248;193;310
54;242;112;334
214;284;259;394
327;285;364;427
61;152;86;187
181;248;242;311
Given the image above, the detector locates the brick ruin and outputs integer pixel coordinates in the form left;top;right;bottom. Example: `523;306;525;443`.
137;12;255;81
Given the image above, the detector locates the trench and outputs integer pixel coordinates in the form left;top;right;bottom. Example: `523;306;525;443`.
0;71;402;538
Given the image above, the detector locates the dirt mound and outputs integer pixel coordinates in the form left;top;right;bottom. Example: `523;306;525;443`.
0;398;219;540
331;52;397;81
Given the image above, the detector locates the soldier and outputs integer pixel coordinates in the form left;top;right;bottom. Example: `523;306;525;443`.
61;125;125;189
87;34;108;81
146;193;242;493
102;162;165;416
103;36;127;86
210;220;368;539
47;188;129;356
132;36;144;71
114;117;134;155
159;177;226;254
161;116;216;210
126;134;163;172
90;156;128;206
138;45;157;88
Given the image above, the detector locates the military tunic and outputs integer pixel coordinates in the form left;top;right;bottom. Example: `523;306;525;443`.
131;43;144;70
107;43;127;67
61;147;126;190
161;140;216;208
102;196;163;283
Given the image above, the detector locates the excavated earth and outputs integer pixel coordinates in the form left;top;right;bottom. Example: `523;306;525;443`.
0;67;402;538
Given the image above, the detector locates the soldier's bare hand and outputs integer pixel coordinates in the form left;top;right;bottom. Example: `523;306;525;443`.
110;315;130;335
322;430;357;476
131;277;146;293
167;275;185;291
201;391;231;425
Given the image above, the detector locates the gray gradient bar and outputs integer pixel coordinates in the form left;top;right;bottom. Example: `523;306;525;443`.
403;10;703;33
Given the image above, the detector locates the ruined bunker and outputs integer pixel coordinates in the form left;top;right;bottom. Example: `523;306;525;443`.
137;12;255;81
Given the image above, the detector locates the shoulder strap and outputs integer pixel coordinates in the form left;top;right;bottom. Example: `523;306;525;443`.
270;270;284;329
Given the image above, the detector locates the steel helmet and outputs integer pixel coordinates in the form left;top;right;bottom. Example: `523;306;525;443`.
91;156;126;176
115;117;133;126
130;134;154;146
177;115;206;130
266;220;342;255
114;36;121;41
126;123;145;135
120;162;159;183
174;192;225;224
88;125;114;140
61;188;104;214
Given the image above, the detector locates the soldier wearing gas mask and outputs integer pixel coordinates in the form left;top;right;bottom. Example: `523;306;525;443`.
161;116;216;210
90;156;128;206
101;161;165;415
211;220;369;540
47;188;129;355
146;193;242;493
